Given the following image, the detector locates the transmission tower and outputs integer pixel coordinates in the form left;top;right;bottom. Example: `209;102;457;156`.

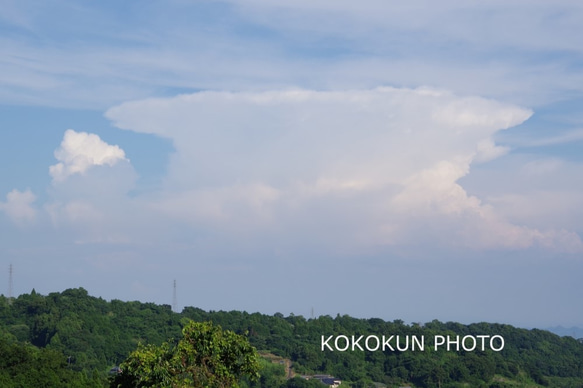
8;264;13;305
172;279;177;312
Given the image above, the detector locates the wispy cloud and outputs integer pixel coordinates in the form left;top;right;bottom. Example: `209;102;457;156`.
511;128;583;148
1;1;582;107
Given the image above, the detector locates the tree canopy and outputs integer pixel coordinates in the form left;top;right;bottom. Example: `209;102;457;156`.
3;288;583;387
110;320;260;388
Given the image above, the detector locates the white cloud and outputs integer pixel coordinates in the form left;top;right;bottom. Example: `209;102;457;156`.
0;189;37;226
41;129;140;245
474;138;510;163
148;183;280;229
390;160;582;252
106;88;531;189
49;129;127;182
102;87;583;253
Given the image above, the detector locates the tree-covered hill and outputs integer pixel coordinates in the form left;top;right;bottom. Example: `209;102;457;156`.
1;288;583;387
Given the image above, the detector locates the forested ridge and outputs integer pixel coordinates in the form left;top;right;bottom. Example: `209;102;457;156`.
1;288;583;387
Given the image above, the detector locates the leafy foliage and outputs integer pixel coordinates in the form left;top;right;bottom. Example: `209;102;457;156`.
2;289;583;387
111;320;260;387
0;336;105;387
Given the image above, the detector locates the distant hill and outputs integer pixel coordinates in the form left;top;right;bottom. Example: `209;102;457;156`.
546;326;583;339
2;288;583;387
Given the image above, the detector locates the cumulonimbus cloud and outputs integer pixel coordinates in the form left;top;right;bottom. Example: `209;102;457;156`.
102;87;582;253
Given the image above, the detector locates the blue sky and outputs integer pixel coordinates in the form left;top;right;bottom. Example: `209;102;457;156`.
1;0;583;329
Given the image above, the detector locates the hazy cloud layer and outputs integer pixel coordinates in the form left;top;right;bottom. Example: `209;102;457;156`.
0;189;37;227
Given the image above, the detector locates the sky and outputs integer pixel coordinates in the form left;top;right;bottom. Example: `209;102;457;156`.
1;0;583;329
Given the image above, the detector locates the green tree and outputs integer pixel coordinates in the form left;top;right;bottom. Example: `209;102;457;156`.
111;320;260;388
